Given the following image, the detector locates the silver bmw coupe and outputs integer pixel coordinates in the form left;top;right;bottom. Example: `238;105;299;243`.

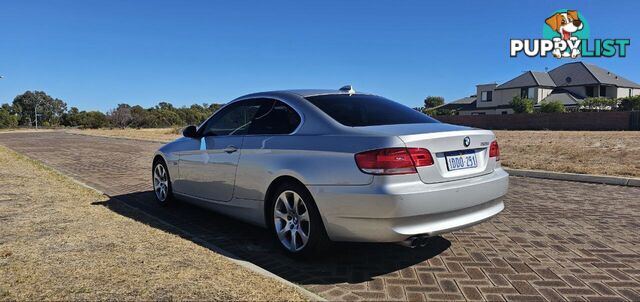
152;87;509;256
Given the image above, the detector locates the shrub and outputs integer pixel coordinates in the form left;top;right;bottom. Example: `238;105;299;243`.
619;96;640;111
510;96;534;114
539;100;566;113
579;97;617;111
423;108;455;116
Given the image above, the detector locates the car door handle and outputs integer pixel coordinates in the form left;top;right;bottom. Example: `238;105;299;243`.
223;145;238;153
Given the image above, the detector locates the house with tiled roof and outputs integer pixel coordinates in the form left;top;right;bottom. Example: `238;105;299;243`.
443;62;640;115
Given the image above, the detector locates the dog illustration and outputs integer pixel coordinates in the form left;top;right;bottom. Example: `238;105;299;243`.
545;10;584;58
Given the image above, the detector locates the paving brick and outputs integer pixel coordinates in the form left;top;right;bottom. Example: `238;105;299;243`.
532;268;561;280
417;273;436;286
480;287;519;295
466;267;485;280
487;273;510;287
511;280;540;296
426;293;465;301
483;293;506;301
404;286;440;293
503;294;545;301
2;131;640;302
461;286;483;300
617;289;640;301
405;292;425;301
557;288;597;296
386;285;405;300
439;279;459;293
532;280;569;288
537;288;566;302
352;291;386;300
588;282;616;296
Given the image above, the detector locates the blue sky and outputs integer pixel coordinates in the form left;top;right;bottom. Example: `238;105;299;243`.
1;0;639;111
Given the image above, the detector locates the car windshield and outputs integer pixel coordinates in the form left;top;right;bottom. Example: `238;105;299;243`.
305;94;439;127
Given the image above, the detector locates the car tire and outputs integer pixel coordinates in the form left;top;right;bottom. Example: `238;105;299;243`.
268;182;331;258
152;158;174;205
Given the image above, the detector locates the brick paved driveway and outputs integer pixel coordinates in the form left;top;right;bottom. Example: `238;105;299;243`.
1;131;640;301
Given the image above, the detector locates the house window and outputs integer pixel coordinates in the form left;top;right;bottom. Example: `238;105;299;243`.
521;88;528;98
600;86;607;97
481;91;492;102
471;112;486;115
520;87;535;99
586;86;596;97
501;111;508;115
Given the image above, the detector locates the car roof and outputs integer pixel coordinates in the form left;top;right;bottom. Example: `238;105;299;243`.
279;89;351;97
265;89;374;98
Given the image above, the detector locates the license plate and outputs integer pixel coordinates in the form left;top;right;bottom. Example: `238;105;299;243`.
445;150;478;171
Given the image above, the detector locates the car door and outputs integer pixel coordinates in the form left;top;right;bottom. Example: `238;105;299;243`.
233;99;303;201
177;99;262;202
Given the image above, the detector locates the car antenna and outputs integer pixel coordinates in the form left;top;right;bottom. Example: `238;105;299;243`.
339;85;355;95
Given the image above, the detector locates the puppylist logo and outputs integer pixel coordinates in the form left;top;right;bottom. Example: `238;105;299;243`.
510;10;630;58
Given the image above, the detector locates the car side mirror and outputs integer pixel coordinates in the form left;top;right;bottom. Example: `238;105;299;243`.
182;125;198;138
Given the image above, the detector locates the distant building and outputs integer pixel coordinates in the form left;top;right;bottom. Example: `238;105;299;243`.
441;62;640;115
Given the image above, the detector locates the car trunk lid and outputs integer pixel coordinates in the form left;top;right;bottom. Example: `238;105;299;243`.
352;123;497;183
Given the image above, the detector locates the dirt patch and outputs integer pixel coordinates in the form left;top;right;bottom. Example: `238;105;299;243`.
495;130;640;177
67;128;181;142
0;145;306;301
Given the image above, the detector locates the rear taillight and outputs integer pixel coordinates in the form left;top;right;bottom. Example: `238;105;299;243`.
355;148;434;175
489;140;500;161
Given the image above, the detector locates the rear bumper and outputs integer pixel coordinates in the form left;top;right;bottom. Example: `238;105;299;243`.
308;168;509;242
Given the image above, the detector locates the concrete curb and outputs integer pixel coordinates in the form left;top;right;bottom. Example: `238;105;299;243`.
504;168;640;187
4;146;325;302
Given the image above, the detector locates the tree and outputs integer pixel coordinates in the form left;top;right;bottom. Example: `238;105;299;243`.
13;91;67;126
0;106;19;128
6;90;226;129
61;107;81;127
129;105;150;128
510;96;534;114
539;100;566;113
424;96;445;109
618;96;640;111
421;96;452;116
150;108;182;127
107;104;133;128
78;111;109;129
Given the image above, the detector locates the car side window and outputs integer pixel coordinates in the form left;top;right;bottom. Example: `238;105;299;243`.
199;100;262;136
248;100;301;135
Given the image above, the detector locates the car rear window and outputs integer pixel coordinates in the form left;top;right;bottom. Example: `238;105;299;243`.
305;94;439;127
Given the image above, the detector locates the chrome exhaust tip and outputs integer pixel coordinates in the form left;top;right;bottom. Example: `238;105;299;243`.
397;236;430;248
418;237;428;247
397;236;419;248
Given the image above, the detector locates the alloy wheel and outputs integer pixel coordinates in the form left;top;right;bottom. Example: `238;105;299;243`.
273;190;311;252
153;164;169;202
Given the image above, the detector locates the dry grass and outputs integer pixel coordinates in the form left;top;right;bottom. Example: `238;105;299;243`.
0;128;55;133
495;131;640;178
65;128;640;178
0;145;307;301
67;128;181;142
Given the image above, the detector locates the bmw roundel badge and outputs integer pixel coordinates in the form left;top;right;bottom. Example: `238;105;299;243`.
463;136;471;147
